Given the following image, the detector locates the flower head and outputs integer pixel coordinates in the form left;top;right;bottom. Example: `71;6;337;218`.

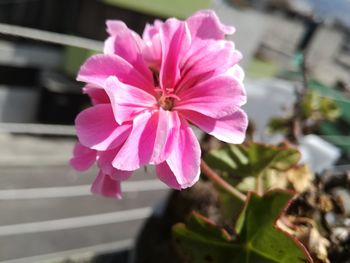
70;10;248;198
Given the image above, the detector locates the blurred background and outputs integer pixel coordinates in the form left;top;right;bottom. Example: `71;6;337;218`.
0;0;349;262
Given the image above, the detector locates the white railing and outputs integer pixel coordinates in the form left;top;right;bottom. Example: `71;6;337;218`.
0;23;103;51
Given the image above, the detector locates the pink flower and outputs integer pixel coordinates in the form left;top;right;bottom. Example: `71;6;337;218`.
70;10;248;198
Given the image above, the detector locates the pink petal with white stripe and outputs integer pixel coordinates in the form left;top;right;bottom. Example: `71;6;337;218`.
113;110;179;171
156;161;182;190
150;109;180;164
159;18;191;91
175;75;246;118
178;40;241;92
77;54;153;93
183;109;248;144
112;111;157;171
105;76;157;124
75;104;132;151
165;117;201;189
104;21;152;81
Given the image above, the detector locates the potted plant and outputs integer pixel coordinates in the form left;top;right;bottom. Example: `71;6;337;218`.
69;10;350;263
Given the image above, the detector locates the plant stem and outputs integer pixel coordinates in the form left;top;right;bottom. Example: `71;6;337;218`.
200;159;246;202
255;174;263;196
292;51;309;142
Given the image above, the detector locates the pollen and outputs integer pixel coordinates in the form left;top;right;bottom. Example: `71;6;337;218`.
159;95;175;111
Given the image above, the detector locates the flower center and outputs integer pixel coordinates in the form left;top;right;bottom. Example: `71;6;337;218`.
158;95;175;111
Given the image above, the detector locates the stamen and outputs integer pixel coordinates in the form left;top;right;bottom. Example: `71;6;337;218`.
166;94;181;101
166;88;175;92
150;67;179;110
158;95;175;111
154;88;163;93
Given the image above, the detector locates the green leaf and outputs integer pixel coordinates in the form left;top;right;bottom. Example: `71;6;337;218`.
205;142;300;181
205;142;301;196
219;190;248;223
173;191;313;263
173;213;241;262
267;117;291;135
187;212;232;242
301;90;340;122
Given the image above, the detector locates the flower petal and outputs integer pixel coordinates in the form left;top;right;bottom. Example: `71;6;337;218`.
186;10;235;40
112;111;156;171
98;148;133;181
105;76;157;124
75;104;132;151
159;18;191;91
69;142;96;171
91;171;122;199
183;109;248;144
83;85;109;105
77;54;153;93
177;39;242;92
142;20;163;69
175;75;246;118
156;161;182;190
104;21;152;82
109;170;133;182
151;109;180;164
165;117;201;189
106;20;127;36
142;20;163;41
227;64;245;82
112;110;179;171
143;34;162;69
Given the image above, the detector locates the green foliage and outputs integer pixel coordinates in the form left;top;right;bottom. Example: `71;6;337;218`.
301;91;340;121
268;118;290;134
268;90;341;136
205;142;300;192
173;191;312;263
